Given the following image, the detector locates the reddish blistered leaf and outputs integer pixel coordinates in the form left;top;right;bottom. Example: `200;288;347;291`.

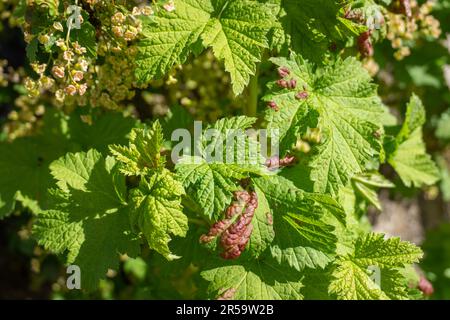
357;31;373;57
217;288;237;300
418;276;434;297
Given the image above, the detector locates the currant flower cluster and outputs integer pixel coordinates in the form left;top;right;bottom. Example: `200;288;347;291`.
53;40;89;100
200;190;258;260
0;59;48;140
2;0;232;138
86;1;153;109
387;0;441;60
18;1;157;109
20;2;92;105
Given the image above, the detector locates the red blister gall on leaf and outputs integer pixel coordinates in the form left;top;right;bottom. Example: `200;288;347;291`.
288;79;297;89
278;67;290;78
295;91;309;100
276;79;289;88
418;276;434;297
265;155;296;170
267;101;279;111
217;288;237;300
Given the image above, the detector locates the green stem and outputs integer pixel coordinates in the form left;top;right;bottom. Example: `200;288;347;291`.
245;65;260;117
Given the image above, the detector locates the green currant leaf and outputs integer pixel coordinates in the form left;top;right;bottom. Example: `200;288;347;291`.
136;0;273;95
387;95;440;187
329;233;423;300
201;256;304;299
264;53;384;196
33;150;140;291
129;169;188;260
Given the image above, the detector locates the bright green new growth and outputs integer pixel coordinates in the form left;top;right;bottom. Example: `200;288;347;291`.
110;121;188;259
130;169;187;260
110;121;166;176
329;233;423;300
34;123;189;287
